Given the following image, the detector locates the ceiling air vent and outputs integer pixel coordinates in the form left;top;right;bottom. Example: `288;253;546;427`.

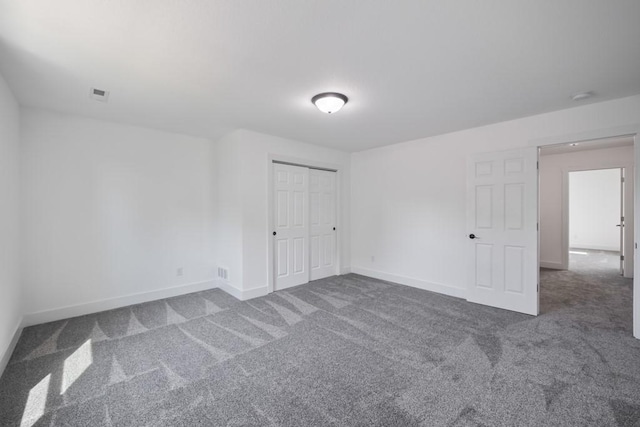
90;87;110;103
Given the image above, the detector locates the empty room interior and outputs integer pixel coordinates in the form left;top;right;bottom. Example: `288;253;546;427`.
1;1;640;426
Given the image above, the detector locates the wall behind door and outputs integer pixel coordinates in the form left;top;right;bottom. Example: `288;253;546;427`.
569;169;621;251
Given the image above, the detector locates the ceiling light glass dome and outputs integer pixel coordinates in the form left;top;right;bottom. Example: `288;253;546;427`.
312;92;348;114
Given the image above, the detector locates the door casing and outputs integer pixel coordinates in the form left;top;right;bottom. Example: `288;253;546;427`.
529;123;640;339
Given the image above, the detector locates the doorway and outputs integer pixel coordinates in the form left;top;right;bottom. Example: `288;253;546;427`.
568;168;624;276
468;130;638;337
538;136;635;325
539;136;635;278
271;162;338;291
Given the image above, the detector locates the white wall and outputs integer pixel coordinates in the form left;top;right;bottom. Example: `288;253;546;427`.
20;108;217;323
569;168;621;251
215;129;351;298
539;146;633;270
351;95;640;300
0;72;22;370
215;131;244;291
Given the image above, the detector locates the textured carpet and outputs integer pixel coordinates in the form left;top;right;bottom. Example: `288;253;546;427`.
1;253;639;426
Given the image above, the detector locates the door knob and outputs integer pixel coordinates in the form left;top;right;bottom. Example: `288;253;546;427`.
616;224;622;227
273;231;276;236
333;227;336;231
469;234;478;239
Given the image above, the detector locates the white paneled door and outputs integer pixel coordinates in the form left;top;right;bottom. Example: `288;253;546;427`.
466;148;539;315
273;163;310;290
310;169;337;280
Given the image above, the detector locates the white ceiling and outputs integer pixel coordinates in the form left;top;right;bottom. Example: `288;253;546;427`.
1;1;639;152
540;135;634;156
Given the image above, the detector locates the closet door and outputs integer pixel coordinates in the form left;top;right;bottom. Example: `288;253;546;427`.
309;169;337;280
273;163;309;290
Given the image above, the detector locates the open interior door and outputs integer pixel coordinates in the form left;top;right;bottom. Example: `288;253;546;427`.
467;147;539;315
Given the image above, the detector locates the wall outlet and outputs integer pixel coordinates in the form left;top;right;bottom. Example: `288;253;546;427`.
176;267;183;277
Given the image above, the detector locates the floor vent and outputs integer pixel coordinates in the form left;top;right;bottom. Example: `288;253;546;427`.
217;267;228;280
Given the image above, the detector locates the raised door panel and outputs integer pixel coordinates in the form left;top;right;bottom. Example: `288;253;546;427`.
504;246;524;294
311;235;320;269
475;244;493;289
276;191;289;228
323;234;334;268
276;239;289;278
504;184;524;230
475;185;493;229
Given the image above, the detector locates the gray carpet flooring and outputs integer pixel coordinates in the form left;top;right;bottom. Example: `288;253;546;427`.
1;252;639;426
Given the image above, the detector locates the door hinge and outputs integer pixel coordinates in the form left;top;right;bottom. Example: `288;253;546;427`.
537;283;539;292
537;223;539;231
622;176;625;183
536;161;539;170
621;255;625;261
621;216;625;222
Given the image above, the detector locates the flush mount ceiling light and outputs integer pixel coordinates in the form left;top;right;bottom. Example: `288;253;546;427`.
312;92;348;114
571;91;593;101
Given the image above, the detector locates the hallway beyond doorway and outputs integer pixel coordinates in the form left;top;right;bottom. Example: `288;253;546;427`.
540;249;632;321
569;249;621;275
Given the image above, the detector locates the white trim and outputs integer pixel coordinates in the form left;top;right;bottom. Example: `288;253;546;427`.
351;266;467;299
216;279;268;300
267;154;343;294
22;279;217;327
530;124;640;148
635;133;640;339
340;266;351;275
242;286;269;300
216;279;243;299
540;261;564;270
0;318;23;378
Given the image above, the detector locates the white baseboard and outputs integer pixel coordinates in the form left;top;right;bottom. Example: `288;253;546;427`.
351;266;466;299
340;266;351;275
540;261;565;270
0;318;23;378
216;279;268;301
22;279;217;327
243;286;269;300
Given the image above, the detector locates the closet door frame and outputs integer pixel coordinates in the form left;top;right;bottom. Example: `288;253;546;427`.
267;154;342;294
